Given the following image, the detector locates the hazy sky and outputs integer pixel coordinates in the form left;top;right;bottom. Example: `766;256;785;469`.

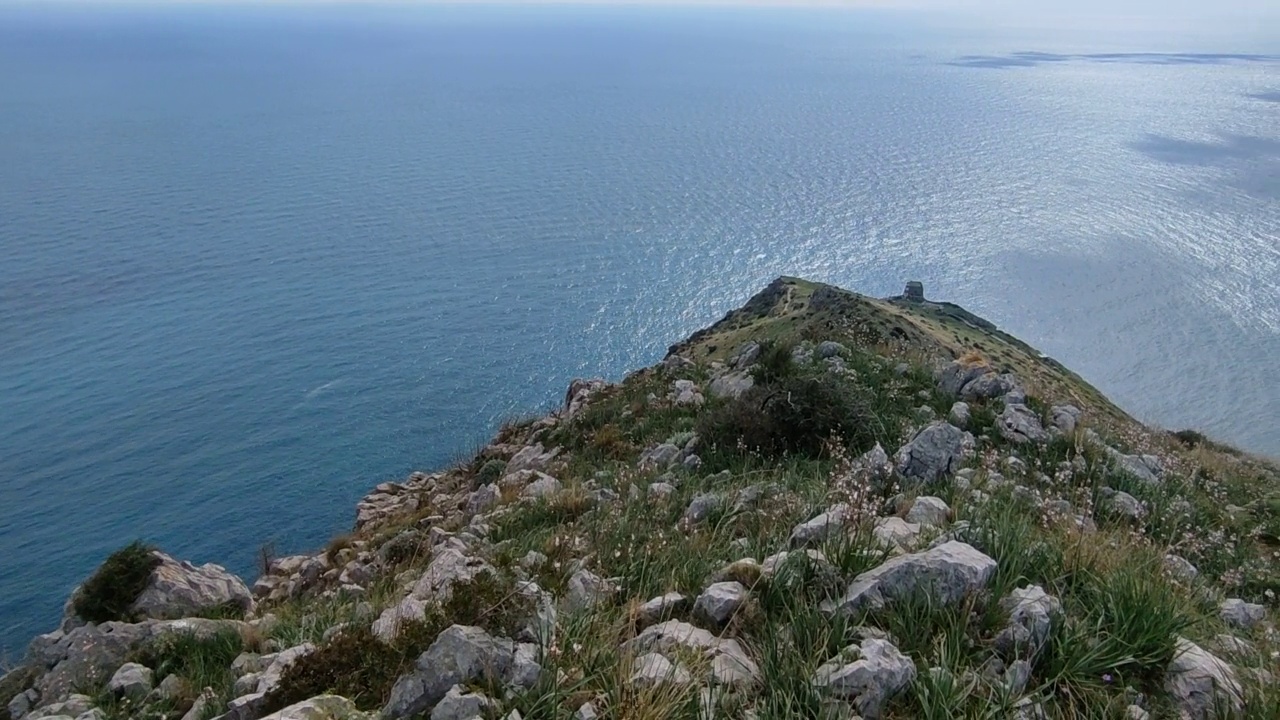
7;0;1279;38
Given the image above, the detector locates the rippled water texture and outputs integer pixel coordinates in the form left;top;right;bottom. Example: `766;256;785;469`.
0;5;1276;653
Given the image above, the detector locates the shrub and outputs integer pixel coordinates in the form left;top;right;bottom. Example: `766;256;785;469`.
589;424;632;461
72;541;161;624
750;340;799;385
262;623;427;712
475;459;507;486
697;372;871;458
378;530;429;569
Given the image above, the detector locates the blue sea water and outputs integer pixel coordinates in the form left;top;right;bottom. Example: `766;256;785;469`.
1;3;1277;654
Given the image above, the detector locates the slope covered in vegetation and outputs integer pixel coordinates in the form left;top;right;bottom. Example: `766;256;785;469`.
5;277;1279;720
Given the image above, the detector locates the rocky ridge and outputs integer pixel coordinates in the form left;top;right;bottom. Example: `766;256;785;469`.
3;277;1279;720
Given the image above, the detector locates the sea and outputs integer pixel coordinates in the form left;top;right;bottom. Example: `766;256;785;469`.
1;3;1277;655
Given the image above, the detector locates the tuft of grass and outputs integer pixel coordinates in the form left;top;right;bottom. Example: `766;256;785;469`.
323;533;355;565
131;628;247;706
73;541;161;624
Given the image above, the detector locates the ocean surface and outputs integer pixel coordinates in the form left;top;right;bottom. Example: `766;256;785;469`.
1;3;1277;655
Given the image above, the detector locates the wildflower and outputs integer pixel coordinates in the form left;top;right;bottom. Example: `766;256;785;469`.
1102;673;1114;684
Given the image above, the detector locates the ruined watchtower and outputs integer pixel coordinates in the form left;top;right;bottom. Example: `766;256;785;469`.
903;281;925;302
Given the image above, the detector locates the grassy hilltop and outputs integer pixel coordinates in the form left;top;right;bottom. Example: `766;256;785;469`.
5;277;1279;720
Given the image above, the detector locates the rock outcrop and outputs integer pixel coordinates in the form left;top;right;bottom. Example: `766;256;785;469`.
895;422;971;485
822;541;997;614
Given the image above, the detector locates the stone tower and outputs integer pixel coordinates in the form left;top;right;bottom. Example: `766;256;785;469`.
903;281;925;302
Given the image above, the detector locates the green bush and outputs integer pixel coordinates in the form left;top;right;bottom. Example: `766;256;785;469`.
698;372;872;458
475;459;507;486
262;623;428;712
750;340;799;385
73;541;161;623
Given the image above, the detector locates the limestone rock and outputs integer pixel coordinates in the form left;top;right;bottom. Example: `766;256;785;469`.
994;585;1060;659
730;342;761;370
629;653;691;688
648;482;676;499
895;423;969;485
998;404;1048;444
1164;554;1199;582
938;361;1023;402
180;688;218;720
789;504;849;547
8;687;37;719
521;474;562;500
256;643;316;695
760;549;833;580
465;484;499;514
127;551;253;621
1109;490;1145;520
373;549;496;641
382;625;533;719
855;443;895;484
624;620;760;687
937;361;991;397
816;341;847;359
694;582;748;627
640;444;682;469
564;379;608;420
1165;638;1242;720
565;569;614;612
671;380;705;407
1107;448;1163;485
812;638;916;719
904;496;950;527
151;671;186;696
948;402;971;429
709;371;754;400
223;691;266;720
107;662;153;700
963;372;1021;402
1219;599;1266;631
25;694;93;719
1049;405;1081;434
683;493;723;524
259;695;374;720
430;685;496;720
872;517;922;551
822;541;997;614
505;443;559;476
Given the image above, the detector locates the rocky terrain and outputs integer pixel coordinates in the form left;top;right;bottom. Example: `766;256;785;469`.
4;277;1278;720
